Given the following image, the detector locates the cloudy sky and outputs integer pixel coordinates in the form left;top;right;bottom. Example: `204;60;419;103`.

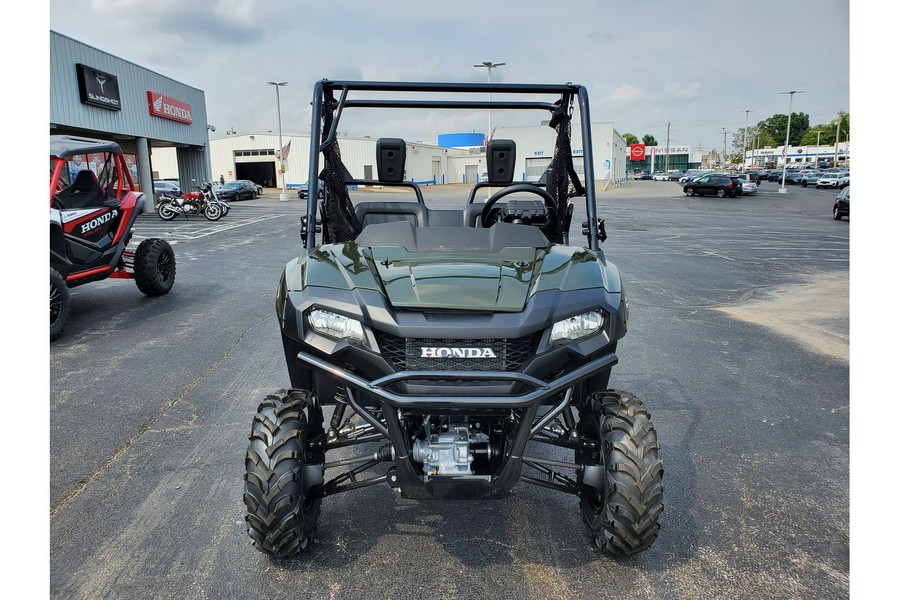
46;0;851;152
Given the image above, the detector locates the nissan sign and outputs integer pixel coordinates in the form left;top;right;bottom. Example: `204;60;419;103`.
630;144;646;161
76;64;121;111
147;91;193;124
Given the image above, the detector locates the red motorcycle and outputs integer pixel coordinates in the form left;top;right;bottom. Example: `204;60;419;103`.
156;180;228;221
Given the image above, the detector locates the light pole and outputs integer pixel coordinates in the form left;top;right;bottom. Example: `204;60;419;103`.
778;90;803;194
267;81;289;201
474;61;505;138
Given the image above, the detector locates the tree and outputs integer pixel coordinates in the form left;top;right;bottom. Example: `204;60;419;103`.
800;124;833;146
622;133;639;146
756;130;778;148
758;113;810;147
642;134;658;146
796;112;850;147
732;126;763;163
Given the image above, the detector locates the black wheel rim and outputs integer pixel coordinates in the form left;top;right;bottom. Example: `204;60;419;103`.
157;251;173;282
576;418;607;515
50;282;63;326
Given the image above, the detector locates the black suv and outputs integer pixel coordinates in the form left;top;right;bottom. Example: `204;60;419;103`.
682;174;737;197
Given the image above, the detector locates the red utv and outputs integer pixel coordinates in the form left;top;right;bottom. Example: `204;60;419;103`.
50;135;176;341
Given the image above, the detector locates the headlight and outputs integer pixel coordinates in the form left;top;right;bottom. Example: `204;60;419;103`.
550;310;604;342
308;308;365;342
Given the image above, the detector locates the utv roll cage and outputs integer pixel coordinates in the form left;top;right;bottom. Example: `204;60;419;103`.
302;80;605;250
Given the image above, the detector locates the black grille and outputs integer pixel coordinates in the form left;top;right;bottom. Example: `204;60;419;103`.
376;333;538;372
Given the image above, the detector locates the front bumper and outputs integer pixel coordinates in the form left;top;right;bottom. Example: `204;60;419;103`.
297;349;617;499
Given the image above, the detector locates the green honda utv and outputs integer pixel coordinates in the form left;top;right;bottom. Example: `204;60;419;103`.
243;80;663;557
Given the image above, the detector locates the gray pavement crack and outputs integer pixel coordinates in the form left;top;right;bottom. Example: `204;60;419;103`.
49;312;273;518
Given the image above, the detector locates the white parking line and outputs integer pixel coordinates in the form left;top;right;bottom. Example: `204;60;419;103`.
132;214;286;241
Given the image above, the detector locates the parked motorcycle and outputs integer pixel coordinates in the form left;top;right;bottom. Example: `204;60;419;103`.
157;180;229;221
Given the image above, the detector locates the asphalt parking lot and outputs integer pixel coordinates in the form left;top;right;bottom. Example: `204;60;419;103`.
49;181;849;598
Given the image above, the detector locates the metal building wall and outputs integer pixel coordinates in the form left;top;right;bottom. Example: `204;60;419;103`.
50;31;209;147
199;135;455;188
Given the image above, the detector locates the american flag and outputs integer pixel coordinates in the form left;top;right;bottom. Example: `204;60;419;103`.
281;140;291;160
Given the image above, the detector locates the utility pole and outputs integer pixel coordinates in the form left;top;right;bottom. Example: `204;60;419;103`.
664;122;671;172
754;134;759;168
814;130;822;168
722;128;727;168
834;111;842;168
743;110;751;170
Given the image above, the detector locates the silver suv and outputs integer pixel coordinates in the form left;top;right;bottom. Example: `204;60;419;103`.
816;172;846;189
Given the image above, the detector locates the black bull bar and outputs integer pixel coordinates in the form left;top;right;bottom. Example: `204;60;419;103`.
298;351;617;499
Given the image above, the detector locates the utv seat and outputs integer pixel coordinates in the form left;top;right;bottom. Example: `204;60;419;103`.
354;202;488;229
355;202;428;228
355;220;549;252
57;169;104;209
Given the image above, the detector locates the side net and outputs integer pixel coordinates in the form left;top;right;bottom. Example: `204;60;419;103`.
321;139;362;243
545;98;584;243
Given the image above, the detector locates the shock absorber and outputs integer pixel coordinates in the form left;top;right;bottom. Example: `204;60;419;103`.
328;386;349;439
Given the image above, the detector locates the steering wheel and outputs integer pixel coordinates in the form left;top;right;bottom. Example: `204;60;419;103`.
479;184;557;228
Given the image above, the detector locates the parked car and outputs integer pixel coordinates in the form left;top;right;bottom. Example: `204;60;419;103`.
636;172;652;180
154;180;182;199
727;175;759;195
652;172;670;181
816;172;844;189
800;171;823;187
667;171;685;181
680;170;709;184
837;173;849;188
682;174;737;198
236;179;264;194
216;180;257;201
767;170;784;182
297;181;325;199
737;180;758;195
733;172;762;186
833;186;849;220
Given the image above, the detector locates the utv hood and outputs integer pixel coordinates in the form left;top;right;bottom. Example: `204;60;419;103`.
370;247;538;312
290;243;617;313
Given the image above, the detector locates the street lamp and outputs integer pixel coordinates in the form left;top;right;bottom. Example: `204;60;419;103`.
778;90;804;194
474;61;505;138
267;81;289;201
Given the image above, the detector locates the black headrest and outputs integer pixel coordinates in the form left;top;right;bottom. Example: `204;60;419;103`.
71;169;98;190
486;139;516;183
376;138;406;183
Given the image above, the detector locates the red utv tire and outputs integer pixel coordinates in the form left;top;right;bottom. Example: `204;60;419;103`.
134;239;176;296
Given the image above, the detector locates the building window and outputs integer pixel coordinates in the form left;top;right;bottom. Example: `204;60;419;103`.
525;157;551;179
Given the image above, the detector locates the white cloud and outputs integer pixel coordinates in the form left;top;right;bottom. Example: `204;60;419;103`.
606;84;645;104
662;82;703;101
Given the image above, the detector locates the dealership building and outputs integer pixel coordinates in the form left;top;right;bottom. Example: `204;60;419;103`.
51;30;628;202
50;30;213;209
151;121;628;192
